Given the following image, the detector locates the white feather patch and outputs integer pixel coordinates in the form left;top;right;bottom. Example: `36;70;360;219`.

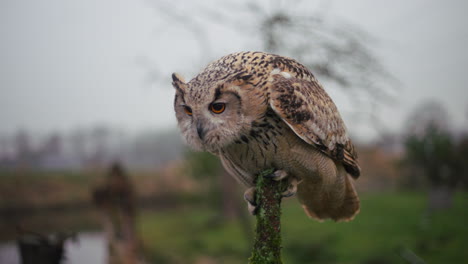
270;68;281;75
280;71;292;79
270;68;292;79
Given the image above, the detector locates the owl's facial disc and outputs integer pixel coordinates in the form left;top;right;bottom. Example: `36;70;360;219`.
179;90;245;152
173;74;251;152
195;93;244;151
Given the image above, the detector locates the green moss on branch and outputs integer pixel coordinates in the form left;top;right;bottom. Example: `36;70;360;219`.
249;168;285;264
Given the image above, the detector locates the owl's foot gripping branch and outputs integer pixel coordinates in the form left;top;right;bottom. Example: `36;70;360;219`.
249;168;288;264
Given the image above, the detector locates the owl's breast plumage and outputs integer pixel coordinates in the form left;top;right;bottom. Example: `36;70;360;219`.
218;109;321;187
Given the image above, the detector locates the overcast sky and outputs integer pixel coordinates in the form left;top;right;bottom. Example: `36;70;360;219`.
1;0;467;141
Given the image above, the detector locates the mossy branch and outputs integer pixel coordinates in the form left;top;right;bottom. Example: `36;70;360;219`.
249;168;286;264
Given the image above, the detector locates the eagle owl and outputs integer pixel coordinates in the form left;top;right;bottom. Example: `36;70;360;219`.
172;51;360;221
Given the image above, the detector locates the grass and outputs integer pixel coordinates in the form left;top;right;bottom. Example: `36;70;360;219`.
138;208;249;263
138;192;468;264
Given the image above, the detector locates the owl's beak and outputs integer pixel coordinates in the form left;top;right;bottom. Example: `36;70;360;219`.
196;120;206;141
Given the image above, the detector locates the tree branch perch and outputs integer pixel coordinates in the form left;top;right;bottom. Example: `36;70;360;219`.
249;168;286;264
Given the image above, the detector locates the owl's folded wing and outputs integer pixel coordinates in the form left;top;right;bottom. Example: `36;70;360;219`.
267;73;360;178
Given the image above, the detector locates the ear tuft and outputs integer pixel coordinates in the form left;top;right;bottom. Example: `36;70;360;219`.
172;73;186;83
172;73;186;90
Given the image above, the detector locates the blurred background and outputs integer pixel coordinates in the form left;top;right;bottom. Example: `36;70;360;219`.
1;0;467;263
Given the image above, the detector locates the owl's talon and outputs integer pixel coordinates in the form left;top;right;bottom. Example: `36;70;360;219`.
244;187;258;215
281;178;298;198
247;203;258;215
265;169;288;181
243;187;256;205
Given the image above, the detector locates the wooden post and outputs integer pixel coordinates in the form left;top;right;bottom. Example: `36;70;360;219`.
92;162;142;264
249;169;285;264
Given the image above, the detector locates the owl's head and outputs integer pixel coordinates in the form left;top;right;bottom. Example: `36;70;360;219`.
172;72;265;152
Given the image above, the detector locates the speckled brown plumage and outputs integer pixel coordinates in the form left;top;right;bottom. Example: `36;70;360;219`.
172;51;361;221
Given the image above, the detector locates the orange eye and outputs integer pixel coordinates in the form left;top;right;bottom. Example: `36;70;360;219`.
210;103;226;114
183;106;193;116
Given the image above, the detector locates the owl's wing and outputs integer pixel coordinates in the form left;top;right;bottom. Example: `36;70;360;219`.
267;73;360;178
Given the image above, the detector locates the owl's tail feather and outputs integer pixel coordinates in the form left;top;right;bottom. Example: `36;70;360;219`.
297;165;360;222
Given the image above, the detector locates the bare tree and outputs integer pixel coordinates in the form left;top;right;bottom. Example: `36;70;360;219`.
145;0;397;134
233;1;398;131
